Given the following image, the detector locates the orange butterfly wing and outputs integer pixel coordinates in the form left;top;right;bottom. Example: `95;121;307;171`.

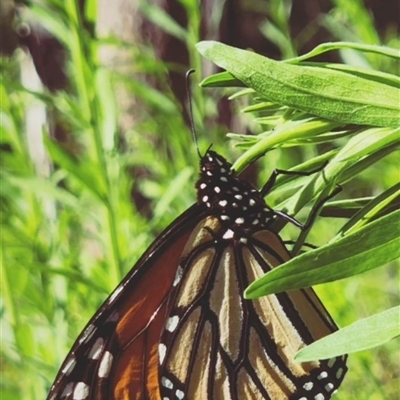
47;205;207;400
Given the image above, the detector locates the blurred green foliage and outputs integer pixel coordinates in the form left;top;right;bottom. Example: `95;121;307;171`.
1;0;399;399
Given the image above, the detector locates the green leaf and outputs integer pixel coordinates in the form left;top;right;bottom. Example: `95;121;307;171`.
15;323;35;357
334;183;400;237
44;136;106;202
139;0;187;41
231;121;343;173
331;127;400;162
288;41;400;63
200;71;245;87
4;174;80;208
296;306;400;361
196;41;400;127
299;62;400;89
244;210;400;299
153;167;194;220
95;68;117;152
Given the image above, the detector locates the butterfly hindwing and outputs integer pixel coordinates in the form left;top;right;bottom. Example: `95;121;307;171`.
158;217;347;400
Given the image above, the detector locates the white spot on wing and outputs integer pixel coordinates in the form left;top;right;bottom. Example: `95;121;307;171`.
88;337;104;360
79;324;96;344
166;315;179;332
234;194;242;200
249;199;256;206
61;382;74;398
221;215;229;221
220;176;228;182
219;200;227;207
62;356;76;376
200;183;206;189
161;376;173;389
239;238;248;244
73;382;89;400
336;367;345;378
173;265;183;287
328;358;335;368
176;389;185;399
222;229;234;239
98;351;113;378
159;343;167;364
214;186;221;193
202;195;208;202
107;310;120;322
235;217;244;224
318;371;328;379
303;382;313;390
108;285;123;303
325;382;334;392
315;394;325;400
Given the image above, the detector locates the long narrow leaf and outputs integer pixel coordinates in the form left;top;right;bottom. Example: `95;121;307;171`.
44;136;106;202
288;41;400;63
295;306;400;361
196;41;400;127
245;210;400;299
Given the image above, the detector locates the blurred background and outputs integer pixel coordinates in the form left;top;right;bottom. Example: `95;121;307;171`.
1;0;399;399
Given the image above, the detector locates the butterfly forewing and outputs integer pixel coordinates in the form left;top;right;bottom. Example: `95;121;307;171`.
47;206;207;400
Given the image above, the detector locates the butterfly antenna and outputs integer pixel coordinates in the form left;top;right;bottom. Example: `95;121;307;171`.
186;69;201;158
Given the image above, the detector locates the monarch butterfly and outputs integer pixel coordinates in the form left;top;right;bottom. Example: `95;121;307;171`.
47;144;347;400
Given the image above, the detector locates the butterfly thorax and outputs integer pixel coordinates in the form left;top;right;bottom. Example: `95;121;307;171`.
196;150;276;238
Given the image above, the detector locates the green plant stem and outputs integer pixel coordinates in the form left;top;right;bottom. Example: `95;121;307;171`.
1;249;17;326
67;0;122;286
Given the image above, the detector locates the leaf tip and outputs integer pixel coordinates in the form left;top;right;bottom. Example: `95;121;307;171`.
196;40;218;56
243;285;256;300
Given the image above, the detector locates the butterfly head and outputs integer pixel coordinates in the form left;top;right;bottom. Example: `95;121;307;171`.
196;150;275;236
